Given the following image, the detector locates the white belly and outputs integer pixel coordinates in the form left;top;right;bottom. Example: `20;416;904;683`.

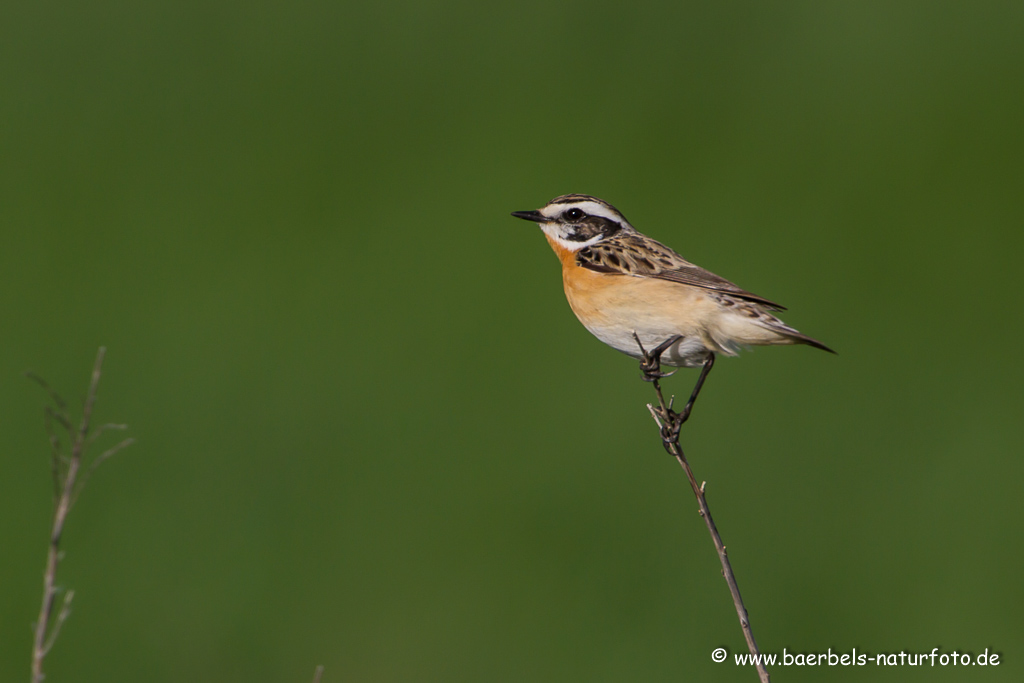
580;318;715;367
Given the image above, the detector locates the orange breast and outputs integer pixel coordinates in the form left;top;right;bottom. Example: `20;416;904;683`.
548;237;712;328
546;238;627;326
543;233;576;264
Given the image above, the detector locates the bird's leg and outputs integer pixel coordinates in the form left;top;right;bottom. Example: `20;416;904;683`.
676;353;715;424
633;333;682;382
651;352;716;450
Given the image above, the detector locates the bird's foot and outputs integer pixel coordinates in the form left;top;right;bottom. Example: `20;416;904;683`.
654;400;685;449
649;352;716;453
634;333;682;382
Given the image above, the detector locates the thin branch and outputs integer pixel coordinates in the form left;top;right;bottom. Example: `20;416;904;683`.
40;590;74;657
43;407;67;502
72;437;136;508
30;347;131;683
43;405;74;436
312;665;325;683
636;337;770;683
84;423;129;451
24;371;70;415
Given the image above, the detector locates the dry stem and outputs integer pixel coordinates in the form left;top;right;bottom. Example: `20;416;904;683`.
645;371;770;683
29;347;133;683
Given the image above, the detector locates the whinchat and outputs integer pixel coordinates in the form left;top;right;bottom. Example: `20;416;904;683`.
513;194;833;374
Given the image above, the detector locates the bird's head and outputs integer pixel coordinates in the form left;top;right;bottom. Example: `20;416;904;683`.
512;194;634;252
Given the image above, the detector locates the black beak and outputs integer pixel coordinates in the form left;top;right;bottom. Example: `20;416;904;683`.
511;210;546;223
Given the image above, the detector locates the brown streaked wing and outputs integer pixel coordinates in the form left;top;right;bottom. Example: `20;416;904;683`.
576;234;787;311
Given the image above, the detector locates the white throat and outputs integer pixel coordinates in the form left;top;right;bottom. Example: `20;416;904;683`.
539;223;603;252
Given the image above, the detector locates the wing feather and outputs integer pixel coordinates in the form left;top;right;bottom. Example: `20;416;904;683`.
576;235;787;311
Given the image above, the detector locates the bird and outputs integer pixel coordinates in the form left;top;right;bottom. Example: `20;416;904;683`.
512;194;834;379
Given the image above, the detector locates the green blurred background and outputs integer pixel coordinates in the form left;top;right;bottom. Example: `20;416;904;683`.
2;1;1022;681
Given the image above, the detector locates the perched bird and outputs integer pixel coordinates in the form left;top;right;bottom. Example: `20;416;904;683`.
512;194;833;373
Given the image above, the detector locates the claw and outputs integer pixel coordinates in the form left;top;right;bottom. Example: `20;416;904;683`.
634;333;683;382
640;362;675;382
637;349;717;453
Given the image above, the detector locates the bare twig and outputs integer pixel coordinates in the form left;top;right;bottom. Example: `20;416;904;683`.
84;423;129;451
29;347;132;683
40;591;74;658
72;437;136;508
42;408;68;501
311;665;325;683
25;372;70;414
635;336;770;683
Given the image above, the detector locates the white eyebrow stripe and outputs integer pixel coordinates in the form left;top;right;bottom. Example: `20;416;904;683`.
540;200;623;222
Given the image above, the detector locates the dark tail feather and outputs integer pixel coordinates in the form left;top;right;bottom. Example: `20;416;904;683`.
793;332;836;354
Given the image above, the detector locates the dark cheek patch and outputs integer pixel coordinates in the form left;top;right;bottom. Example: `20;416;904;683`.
565;217;622;241
596;217;621;238
563;227;593;242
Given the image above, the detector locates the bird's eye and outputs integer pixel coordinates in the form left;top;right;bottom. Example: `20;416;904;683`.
564;208;584;221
